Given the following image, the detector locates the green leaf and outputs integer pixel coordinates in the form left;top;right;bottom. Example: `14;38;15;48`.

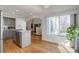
66;26;79;41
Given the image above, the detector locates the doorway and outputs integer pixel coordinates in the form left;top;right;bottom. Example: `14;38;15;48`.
26;17;42;41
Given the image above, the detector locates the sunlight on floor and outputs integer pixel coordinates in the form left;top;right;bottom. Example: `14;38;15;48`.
62;40;74;53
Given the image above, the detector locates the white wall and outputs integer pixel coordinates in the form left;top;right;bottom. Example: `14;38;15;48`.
46;7;79;17
16;17;26;30
0;11;3;53
26;20;31;30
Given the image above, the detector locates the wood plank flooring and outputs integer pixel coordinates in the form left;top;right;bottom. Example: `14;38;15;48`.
3;35;69;53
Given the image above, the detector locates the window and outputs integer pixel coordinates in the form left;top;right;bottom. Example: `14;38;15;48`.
48;16;59;35
48;15;70;36
59;15;70;34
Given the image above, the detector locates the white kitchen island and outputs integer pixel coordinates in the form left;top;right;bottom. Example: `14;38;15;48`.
3;29;31;48
13;30;31;48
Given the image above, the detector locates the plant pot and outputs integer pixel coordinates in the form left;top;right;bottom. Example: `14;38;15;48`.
75;36;79;53
70;39;75;48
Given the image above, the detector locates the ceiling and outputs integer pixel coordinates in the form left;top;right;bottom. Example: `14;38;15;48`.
0;5;79;18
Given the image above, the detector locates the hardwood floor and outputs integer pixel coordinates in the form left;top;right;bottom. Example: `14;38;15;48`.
3;35;69;53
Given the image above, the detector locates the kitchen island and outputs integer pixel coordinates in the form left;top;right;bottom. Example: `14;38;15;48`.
3;29;31;48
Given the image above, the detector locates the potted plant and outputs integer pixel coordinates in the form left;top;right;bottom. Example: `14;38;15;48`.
66;25;79;48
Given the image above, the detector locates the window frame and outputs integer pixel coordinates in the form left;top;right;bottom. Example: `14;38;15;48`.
47;15;71;36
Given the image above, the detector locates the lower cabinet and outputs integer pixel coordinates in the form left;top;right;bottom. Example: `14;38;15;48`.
14;32;22;47
14;31;31;48
3;30;13;39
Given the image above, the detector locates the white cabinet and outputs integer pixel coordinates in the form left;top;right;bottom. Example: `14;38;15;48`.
14;30;31;48
3;17;15;27
36;27;42;35
21;31;31;48
3;30;12;39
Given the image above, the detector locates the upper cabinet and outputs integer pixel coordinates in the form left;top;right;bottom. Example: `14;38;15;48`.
3;17;15;29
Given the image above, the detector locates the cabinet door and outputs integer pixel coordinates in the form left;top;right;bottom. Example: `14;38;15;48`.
12;31;16;41
16;32;21;45
3;30;9;38
3;30;12;39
